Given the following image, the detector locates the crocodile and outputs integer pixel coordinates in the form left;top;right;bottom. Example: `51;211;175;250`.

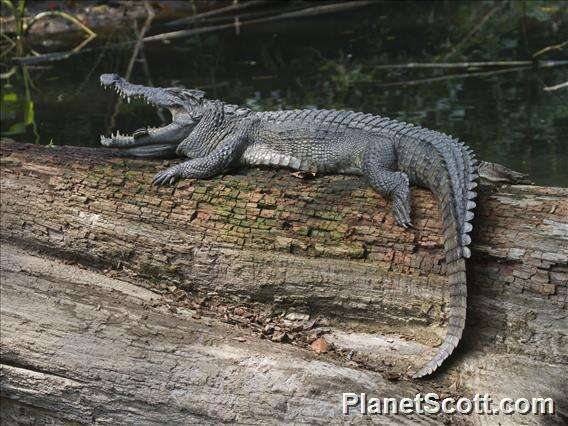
99;73;479;379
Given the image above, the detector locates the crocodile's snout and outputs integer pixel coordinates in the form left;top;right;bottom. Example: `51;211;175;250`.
100;73;121;86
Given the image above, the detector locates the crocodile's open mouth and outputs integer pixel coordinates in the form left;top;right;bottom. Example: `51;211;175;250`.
101;74;162;106
99;73;193;155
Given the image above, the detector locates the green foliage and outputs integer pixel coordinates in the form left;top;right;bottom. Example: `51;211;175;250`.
0;66;39;142
1;0;26;56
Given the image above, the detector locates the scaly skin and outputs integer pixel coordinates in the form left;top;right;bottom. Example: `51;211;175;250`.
100;74;478;378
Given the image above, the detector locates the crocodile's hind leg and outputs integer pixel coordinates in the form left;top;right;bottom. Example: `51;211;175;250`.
362;141;413;228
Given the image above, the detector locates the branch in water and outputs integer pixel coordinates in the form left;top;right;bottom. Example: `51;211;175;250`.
532;40;568;58
371;66;533;87
13;1;373;65
543;81;568;92
164;0;272;27
373;61;534;69
364;61;568;87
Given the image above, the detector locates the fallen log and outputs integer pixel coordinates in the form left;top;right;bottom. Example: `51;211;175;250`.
1;140;567;424
2;245;436;424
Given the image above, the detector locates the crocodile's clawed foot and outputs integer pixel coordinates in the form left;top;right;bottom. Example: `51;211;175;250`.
393;205;413;228
153;166;181;186
393;190;413;229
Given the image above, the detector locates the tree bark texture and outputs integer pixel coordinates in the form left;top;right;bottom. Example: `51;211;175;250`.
1;140;567;424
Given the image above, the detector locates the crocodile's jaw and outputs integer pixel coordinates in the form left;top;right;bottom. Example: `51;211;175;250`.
100;73;178;107
100;126;186;147
99;74;194;149
100;132;134;147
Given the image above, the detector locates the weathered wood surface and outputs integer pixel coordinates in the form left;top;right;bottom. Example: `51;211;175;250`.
2;245;438;425
1;140;567;424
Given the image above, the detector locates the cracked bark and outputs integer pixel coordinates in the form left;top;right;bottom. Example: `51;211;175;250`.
1;140;567;424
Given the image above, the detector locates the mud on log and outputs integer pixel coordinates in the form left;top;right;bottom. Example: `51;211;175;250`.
1;140;567;424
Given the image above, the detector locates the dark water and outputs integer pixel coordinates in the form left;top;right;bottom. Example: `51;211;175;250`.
2;2;567;186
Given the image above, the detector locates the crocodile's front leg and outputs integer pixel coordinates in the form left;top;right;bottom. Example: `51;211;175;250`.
153;136;248;186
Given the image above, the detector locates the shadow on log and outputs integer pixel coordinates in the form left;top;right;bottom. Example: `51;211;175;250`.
1;140;567;424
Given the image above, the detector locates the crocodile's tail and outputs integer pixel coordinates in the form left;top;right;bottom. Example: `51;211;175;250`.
395;125;478;379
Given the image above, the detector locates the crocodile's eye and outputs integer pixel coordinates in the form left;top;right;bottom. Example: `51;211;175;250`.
190;108;204;120
181;92;204;107
186;89;205;99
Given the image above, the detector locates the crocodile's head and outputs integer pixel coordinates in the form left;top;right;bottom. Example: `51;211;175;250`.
99;74;206;155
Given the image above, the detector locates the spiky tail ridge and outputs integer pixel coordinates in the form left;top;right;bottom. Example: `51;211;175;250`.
394;125;478;378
